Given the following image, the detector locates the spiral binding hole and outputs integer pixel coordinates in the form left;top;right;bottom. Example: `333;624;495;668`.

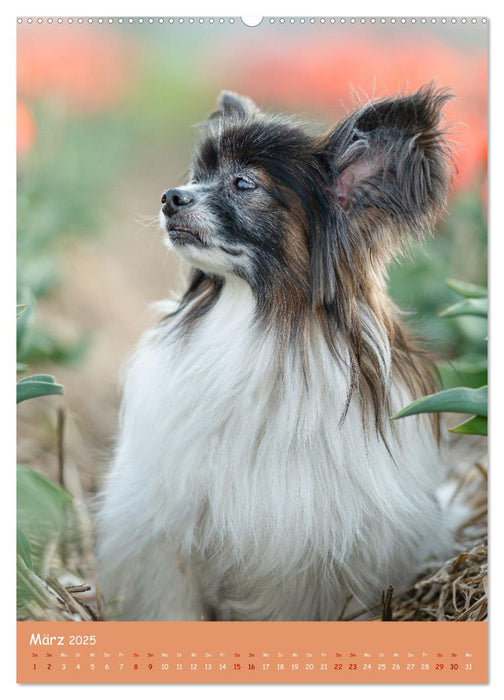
16;16;488;26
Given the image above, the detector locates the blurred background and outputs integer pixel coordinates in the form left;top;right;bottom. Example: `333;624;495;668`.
16;18;487;616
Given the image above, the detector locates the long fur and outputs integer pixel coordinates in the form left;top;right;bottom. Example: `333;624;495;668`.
97;85;457;621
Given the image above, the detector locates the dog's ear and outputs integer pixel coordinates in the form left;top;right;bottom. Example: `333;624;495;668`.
209;90;261;120
322;84;453;242
311;85;453;306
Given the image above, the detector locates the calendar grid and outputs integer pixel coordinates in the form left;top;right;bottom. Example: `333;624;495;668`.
17;621;487;684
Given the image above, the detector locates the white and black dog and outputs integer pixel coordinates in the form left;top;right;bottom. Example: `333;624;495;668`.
98;85;458;621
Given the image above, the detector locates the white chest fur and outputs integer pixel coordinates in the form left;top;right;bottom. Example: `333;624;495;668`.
98;279;454;621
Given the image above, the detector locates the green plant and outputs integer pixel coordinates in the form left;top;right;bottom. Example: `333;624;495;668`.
17;374;63;403
16;305;79;618
17;106;126;367
392;279;488;436
16;465;74;612
17;291;89;371
388;192;487;361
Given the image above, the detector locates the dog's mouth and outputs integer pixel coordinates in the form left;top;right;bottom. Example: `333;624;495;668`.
167;224;207;248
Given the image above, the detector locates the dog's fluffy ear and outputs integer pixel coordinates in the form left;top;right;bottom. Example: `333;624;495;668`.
311;85;454;307
323;84;454;240
210;90;261;120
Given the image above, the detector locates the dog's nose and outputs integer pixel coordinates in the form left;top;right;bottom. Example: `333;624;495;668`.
161;188;194;216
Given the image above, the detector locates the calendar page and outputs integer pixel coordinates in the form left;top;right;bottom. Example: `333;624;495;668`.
16;14;488;685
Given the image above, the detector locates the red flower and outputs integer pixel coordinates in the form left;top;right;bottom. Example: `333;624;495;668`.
215;34;487;193
17;99;36;156
17;24;133;113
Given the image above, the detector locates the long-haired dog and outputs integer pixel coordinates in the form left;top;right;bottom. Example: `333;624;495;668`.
98;85;458;621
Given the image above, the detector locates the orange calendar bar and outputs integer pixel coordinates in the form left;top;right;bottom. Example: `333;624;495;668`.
17;620;487;684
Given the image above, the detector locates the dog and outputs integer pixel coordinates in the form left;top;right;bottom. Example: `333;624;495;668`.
97;85;458;621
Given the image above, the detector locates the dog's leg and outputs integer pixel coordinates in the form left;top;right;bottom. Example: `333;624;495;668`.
97;502;205;621
98;534;206;621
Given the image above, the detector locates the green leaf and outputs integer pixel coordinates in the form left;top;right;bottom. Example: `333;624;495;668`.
446;278;487;299
17;465;72;577
450;415;488;436
16;376;64;403
392;386;488;420
17;552;53;611
17;527;33;569
16;304;28;317
17;374;56;385
437;356;487;390
439;298;488;319
16;292;35;356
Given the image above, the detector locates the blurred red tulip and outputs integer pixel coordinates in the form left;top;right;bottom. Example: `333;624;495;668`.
17;25;133;113
17;99;36;156
216;34;487;194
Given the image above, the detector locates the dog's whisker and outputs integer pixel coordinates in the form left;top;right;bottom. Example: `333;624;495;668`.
134;214;162;233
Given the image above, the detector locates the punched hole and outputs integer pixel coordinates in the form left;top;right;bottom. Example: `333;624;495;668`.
241;16;263;26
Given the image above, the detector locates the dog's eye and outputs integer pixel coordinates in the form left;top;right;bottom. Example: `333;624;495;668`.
234;176;256;191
